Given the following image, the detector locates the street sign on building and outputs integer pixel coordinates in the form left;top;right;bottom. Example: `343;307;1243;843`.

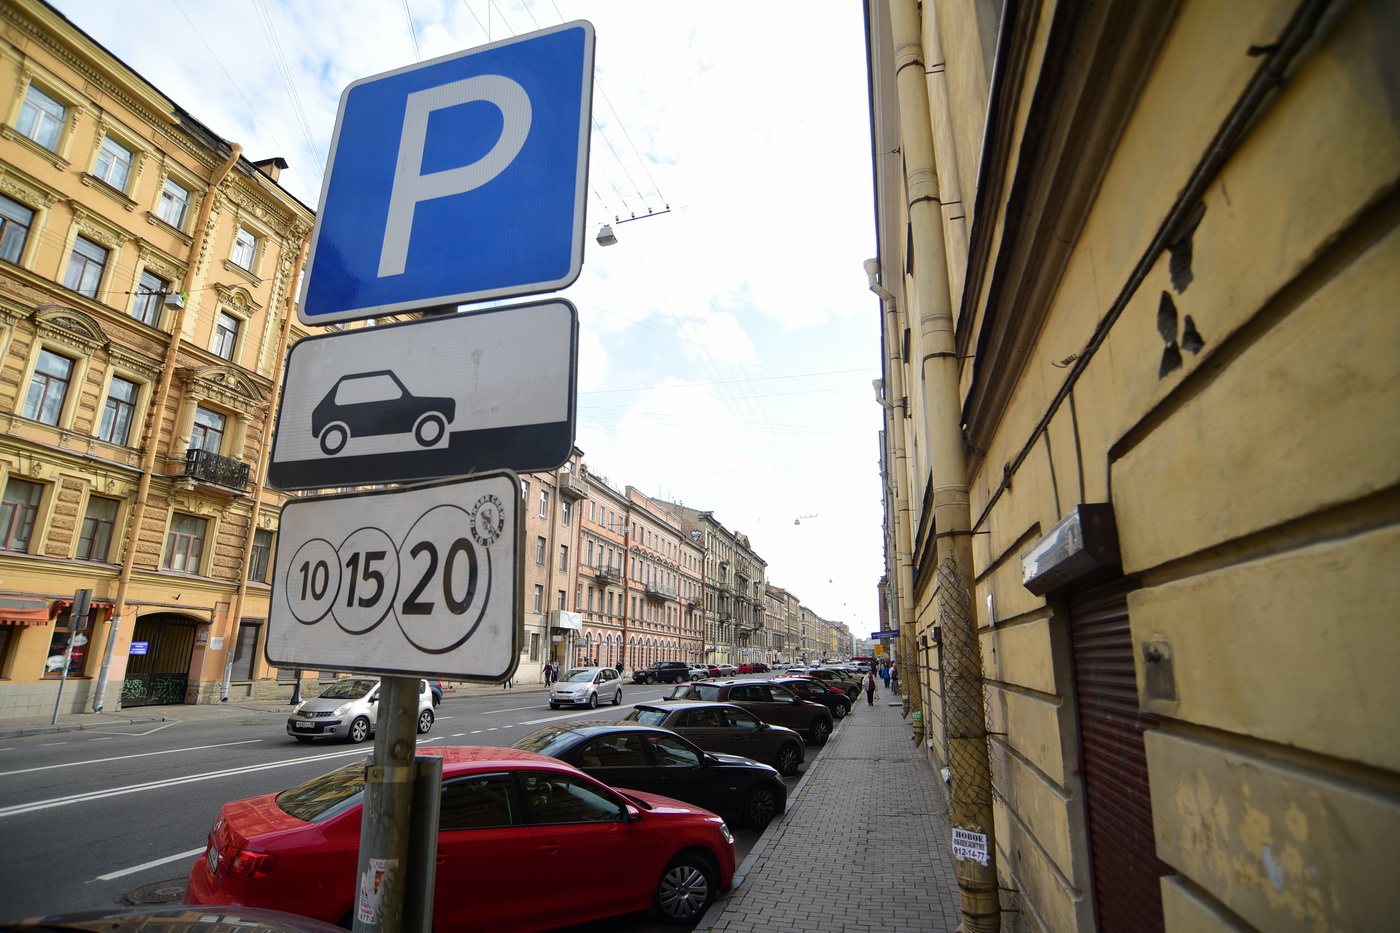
265;473;520;680
871;629;900;639
298;21;595;325
267;299;576;491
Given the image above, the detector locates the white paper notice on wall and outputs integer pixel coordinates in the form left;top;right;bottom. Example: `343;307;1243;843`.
952;827;990;865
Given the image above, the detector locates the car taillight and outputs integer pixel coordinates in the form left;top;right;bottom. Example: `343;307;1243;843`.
218;844;278;880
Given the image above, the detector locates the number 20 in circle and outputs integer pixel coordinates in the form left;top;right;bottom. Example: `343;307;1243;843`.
396;504;493;653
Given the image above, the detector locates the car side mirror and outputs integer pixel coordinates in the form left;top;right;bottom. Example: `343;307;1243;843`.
625;804;644;822
369;696;379;703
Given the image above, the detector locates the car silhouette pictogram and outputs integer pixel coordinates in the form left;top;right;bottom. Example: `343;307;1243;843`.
311;370;456;456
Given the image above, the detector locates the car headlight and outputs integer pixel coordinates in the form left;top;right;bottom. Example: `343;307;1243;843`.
720;824;734;844
333;703;352;716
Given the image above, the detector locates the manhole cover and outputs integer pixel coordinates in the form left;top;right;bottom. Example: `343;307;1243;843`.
124;878;185;904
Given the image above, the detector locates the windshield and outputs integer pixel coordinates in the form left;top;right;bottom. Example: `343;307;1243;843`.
511;727;578;757
276;761;366;822
624;707;668;727
562;669;596;683
318;678;376;700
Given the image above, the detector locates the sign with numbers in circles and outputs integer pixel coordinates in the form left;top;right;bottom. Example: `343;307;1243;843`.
265;473;520;681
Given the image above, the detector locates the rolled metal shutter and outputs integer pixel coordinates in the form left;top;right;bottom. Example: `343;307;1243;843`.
1069;578;1169;933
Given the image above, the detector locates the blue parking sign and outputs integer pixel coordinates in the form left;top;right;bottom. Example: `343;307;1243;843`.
298;21;594;325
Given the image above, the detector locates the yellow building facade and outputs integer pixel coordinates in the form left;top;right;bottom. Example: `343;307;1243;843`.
0;0;313;715
867;1;1398;931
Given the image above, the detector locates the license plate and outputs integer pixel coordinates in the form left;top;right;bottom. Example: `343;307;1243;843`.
293;722;315;730
206;844;219;873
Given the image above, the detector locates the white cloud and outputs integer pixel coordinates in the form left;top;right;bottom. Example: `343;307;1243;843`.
56;0;884;635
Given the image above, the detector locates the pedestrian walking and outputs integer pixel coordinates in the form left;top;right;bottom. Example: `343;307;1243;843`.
543;661;555;685
881;663;891;689
864;670;878;706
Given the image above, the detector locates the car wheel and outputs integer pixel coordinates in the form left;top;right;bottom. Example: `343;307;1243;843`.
549;701;561;710
612;688;622;706
417;708;434;734
808;717;831;746
832;701;850;719
741;784;781;830
318;423;350;456
774;742;802;776
654;854;717;925
588;692;599;709
293;735;313;743
348;716;372;744
413;412;447;447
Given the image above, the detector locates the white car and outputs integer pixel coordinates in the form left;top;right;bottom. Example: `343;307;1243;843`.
286;677;434;743
549;667;624;709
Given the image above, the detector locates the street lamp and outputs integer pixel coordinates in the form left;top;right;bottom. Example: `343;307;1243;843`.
593;206;671;246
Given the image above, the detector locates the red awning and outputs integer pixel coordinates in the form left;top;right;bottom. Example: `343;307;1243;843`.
0;597;52;626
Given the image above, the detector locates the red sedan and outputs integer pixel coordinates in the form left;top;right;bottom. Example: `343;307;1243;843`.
185;746;735;930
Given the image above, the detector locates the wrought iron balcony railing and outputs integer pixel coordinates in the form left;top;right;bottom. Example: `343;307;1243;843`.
183;448;251;490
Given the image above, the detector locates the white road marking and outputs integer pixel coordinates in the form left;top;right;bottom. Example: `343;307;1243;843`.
87;737;113;741
40;742;66;747
81;721;184;737
0;746;368;819
95;846;207;882
0;740;264;778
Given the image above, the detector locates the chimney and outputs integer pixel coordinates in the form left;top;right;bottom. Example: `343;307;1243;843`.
253;157;289;182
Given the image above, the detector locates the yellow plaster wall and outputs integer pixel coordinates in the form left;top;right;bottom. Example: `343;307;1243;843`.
1114;223;1399;572
986;683;1065;785
1160;876;1252;933
1147;729;1400;933
982;617;1056;695
1130;524;1400;772
992;793;1086;933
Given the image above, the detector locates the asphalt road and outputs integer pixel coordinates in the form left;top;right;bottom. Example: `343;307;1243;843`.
0;682;786;931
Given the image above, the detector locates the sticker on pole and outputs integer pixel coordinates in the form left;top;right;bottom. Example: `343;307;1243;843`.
265;474;520;681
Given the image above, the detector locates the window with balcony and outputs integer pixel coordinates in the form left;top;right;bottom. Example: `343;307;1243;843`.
99;375;140;445
63;236;108;299
94;135;134;191
190;406;226;454
77;495;119;561
1;478;43;551
0;195;34;263
16;83;66;151
133;270;167;326
164;512;207;572
156;177;190;229
22;348;74;425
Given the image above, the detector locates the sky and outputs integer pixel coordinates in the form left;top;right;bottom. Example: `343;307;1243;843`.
55;0;885;638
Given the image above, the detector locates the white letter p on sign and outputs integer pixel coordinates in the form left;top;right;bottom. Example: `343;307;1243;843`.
378;75;532;278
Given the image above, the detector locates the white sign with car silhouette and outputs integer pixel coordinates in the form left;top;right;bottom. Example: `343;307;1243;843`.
267;299;576;491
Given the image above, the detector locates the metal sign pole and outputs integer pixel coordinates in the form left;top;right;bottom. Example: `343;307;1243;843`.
353;676;420;933
50;589;92;725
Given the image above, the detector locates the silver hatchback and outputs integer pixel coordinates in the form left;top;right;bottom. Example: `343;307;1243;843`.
549;667;624;709
286;677;435;743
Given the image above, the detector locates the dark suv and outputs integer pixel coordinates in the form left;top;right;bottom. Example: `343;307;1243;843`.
666;680;834;746
631;661;703;684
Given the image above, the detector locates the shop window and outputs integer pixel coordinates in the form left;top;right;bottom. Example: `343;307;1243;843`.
22;347;75;425
164;512;207;572
77;495;119;561
99;375;140;445
232;621;262;680
44;603;95;678
1;478;44;551
16;83;66;151
0;195;34;263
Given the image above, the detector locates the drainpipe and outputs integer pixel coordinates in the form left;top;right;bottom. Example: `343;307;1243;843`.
866;259;919;723
93;143;244;714
889;1;999;929
225;232;309;700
